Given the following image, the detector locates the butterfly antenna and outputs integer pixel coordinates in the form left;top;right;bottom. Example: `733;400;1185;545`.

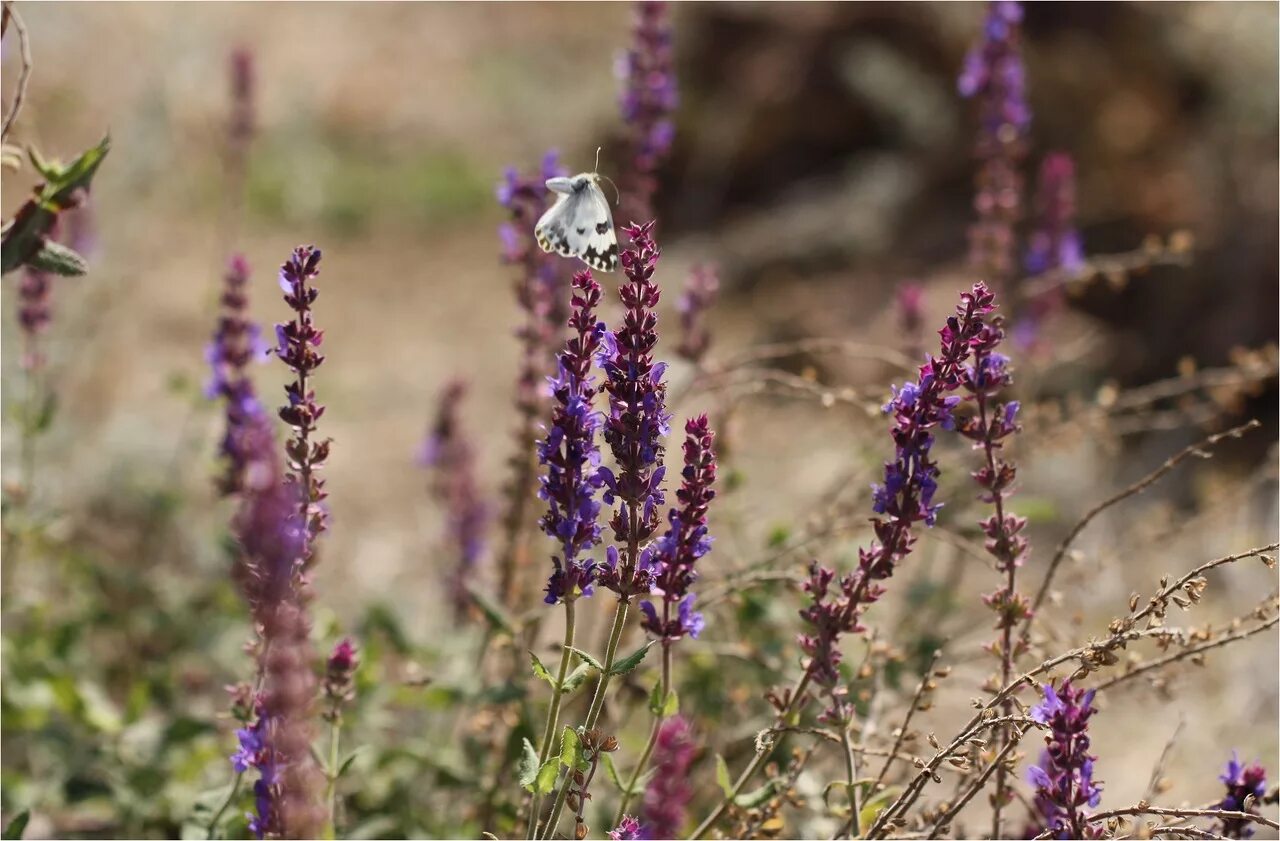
599;174;621;206
594;146;602;173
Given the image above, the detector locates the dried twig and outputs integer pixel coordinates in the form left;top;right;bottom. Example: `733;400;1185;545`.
872;650;945;792
1;1;32;141
925;723;1034;839
1026;805;1280;839
1095;613;1279;693
1022;420;1262;639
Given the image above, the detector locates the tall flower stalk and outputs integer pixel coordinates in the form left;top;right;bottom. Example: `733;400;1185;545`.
1028;681;1102;840
321;638;358;837
1019;152;1084;347
617;1;678;225
496;152;569;609
954;315;1029;837
616;416;715;820
419;379;490;620
274;246;330;581
528;270;607;839
674;265;718;364
640;715;696;839
542;222;671;840
959;1;1030;290
692;283;999;839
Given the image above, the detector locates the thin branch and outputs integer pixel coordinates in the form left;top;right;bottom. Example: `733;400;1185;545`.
1094;614;1279;693
1022;420;1261;638
926;723;1033;839
1;1;32;141
1019;241;1193;299
1080;805;1277;834
872;650;944;792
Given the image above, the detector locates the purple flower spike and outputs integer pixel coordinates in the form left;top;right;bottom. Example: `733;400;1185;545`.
1216;752;1268;839
540;271;608;605
642;715;696;839
800;284;997;721
597;222;672;599
1019;152;1084;347
618;1;678;224
208;256;276;497
675;265;719;363
1028;681;1103;840
960;1;1030;285
640;415;716;642
421;380;490;619
274;245;331;575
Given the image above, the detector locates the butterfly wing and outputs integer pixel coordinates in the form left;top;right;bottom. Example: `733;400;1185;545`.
533;177;618;273
578;180;619;273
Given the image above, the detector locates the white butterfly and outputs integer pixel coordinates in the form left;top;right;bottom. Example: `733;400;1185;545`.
534;170;619;273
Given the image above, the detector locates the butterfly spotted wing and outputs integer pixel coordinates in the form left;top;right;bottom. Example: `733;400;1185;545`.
534;174;619;273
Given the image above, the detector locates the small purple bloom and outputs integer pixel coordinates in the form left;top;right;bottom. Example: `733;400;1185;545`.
1216;752;1268;839
609;815;645;841
642;715;696;839
1028;681;1102;839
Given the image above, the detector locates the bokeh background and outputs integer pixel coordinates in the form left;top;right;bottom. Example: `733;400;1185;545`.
2;3;1277;839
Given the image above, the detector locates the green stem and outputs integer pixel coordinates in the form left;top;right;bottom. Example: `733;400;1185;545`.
839;717;861;839
614;629;673;823
541;598;630;840
528;600;577;839
206;773;244;840
325;714;342;839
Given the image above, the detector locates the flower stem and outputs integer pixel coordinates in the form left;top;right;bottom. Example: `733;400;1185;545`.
613;639;671;823
528;600;576;839
541;597;630;840
324;714;342;839
839;715;861;840
206;772;244;840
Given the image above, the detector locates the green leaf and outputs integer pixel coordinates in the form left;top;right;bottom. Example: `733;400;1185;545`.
468;585;516;637
715;754;733;798
608;641;655;677
337;748;363;778
26;240;87;276
4;137;110;275
734;780;778;809
559;726;580;770
529;651;557;689
33;392;58;434
602;752;625;791
518;737;540;790
3;811;29;840
565;646;604;672
647;682;679;717
560;662;596;696
535;758;559;794
858;785;902;831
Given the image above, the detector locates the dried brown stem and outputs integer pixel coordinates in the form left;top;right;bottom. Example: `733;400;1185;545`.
1;1;32;141
925;723;1033;839
1094;613;1278;693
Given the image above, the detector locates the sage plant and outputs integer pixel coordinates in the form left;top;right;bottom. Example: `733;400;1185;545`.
953;313;1029;833
1028;681;1102;840
420;379;490;619
617;0;677;225
1019;152;1083;347
675;265;718;364
959;0;1030;287
1216;752;1268;839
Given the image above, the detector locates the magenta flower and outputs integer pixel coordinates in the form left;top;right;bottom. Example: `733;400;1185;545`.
608;815;644;841
642;715;696;839
640;415;716;642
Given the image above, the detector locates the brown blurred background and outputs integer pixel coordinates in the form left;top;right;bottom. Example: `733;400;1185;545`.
2;2;1277;819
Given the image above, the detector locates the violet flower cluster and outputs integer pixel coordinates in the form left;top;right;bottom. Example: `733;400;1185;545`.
322;637;359;724
959;0;1030;285
17;266;52;371
641;715;696;839
640;415;715;642
617;0;678;224
597;221;672;599
798;283;997;717
1028;681;1102;840
420;380;490;618
1025;152;1083;276
498;150;570;344
1216;752;1268;839
207;255;274;497
275;246;330;575
540;270;608;605
228;46;255;165
674;265;718;364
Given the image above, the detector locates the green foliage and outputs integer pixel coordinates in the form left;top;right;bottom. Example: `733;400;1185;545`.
1;136;109;275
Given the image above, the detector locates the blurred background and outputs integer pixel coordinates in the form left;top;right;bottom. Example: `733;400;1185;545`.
1;3;1277;839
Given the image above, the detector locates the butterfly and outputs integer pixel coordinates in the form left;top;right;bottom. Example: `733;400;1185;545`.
534;157;619;273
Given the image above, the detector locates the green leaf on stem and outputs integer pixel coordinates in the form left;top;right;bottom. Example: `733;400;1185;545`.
3;811;29;840
529;651;557;688
647;682;678;717
608;641;655;677
565;646;604;672
518;737;541;790
715;754;733;798
733;780;778;809
560;662;596;696
535;758;560;795
559;726;580;770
